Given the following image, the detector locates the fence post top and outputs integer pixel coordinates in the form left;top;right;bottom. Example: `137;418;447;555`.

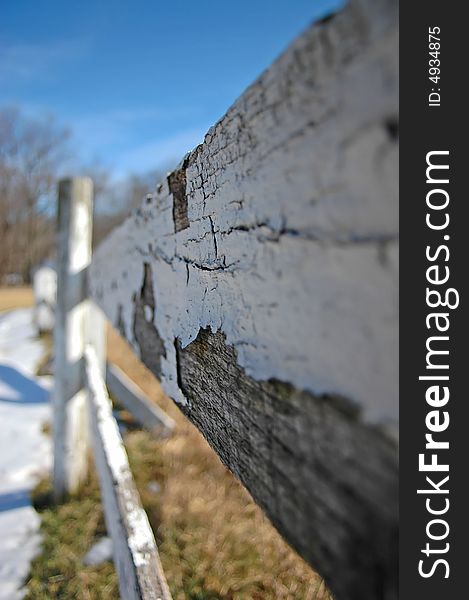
58;177;93;197
58;175;93;185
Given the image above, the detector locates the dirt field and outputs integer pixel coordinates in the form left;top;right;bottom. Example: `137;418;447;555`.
0;286;34;312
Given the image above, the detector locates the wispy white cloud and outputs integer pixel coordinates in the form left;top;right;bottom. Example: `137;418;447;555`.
112;125;210;177
71;106;198;150
0;38;89;85
0;98;206;178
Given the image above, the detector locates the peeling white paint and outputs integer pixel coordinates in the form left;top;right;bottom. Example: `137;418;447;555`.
90;0;398;427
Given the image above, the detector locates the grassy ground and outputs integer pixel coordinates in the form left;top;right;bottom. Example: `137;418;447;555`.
0;287;330;598
106;330;331;599
26;475;117;600
0;286;34;311
27;428;330;599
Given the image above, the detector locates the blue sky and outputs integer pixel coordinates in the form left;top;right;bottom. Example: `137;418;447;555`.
1;0;343;179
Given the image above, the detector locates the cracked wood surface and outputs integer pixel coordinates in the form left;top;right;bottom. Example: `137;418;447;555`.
90;1;398;598
177;329;397;600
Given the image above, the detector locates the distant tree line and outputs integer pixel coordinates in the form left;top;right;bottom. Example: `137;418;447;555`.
0;106;170;284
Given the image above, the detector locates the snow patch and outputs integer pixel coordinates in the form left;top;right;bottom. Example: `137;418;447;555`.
0;309;51;599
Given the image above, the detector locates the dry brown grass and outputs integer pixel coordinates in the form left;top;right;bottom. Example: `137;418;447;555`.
0;286;34;311
107;327;332;600
25;321;331;598
26;474;118;600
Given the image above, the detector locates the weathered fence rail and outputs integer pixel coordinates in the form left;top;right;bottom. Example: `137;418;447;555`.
53;0;398;599
86;346;172;600
106;362;175;435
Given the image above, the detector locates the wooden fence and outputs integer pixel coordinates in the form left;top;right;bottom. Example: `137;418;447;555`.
51;1;398;599
52;177;174;599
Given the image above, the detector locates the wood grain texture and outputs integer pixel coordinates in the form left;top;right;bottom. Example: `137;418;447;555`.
176;329;397;600
89;1;399;598
86;346;172;600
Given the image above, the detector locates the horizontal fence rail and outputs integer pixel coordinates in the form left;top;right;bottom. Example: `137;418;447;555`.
49;0;399;598
86;346;172;600
106;362;175;436
88;1;399;599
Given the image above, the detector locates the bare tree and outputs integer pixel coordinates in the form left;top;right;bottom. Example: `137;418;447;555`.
0;106;175;279
92;167;171;248
0;106;71;282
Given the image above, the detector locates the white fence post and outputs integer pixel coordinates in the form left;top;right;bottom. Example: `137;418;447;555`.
53;177;95;501
32;263;57;334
